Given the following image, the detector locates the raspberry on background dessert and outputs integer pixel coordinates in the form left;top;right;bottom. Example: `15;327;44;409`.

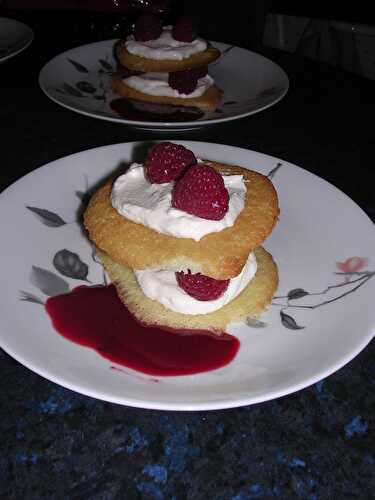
172;15;196;43
84;142;279;333
116;14;220;71
134;13;163;42
112;14;223;111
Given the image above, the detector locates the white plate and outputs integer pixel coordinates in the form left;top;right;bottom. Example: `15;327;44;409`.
0;17;34;63
0;142;374;410
38;40;289;130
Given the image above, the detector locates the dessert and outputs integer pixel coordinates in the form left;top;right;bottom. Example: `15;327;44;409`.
84;142;279;333
112;14;223;111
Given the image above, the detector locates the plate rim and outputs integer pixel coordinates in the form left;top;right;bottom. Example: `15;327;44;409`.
0;17;34;63
38;39;289;129
0;140;374;411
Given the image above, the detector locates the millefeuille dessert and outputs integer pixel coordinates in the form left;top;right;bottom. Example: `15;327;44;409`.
84;142;279;333
112;14;223;111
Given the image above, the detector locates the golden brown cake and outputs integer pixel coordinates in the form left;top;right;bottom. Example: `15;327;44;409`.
83;141;280;333
98;246;278;333
112;75;223;110
114;40;221;73
84;161;279;280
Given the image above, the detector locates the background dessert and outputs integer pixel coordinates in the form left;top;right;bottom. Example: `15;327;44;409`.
84;142;279;333
113;14;223;111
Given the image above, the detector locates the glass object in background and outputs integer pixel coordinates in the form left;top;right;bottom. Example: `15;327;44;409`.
330;21;375;77
0;0;172;42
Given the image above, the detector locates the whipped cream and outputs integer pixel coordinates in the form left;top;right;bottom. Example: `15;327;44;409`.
134;252;257;315
111;163;246;241
124;72;213;98
125;26;207;60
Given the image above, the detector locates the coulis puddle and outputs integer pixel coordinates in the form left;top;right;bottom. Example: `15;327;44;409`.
45;284;239;376
110;98;204;122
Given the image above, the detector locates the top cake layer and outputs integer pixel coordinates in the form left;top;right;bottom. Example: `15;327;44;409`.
115;38;220;73
84;161;279;280
126;25;208;61
115;18;220;73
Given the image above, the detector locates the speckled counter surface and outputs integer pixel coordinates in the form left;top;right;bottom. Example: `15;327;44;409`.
1;346;374;499
0;11;374;500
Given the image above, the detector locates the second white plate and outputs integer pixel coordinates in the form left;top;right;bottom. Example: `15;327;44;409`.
0;17;34;63
39;40;289;130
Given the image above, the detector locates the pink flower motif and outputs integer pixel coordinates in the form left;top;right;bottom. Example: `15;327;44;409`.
336;256;369;273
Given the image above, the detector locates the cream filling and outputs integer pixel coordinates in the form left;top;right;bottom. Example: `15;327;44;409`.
124;72;213;98
134;252;257;315
111;163;246;241
125;25;207;60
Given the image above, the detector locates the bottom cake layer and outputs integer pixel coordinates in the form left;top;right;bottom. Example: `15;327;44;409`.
112;76;223;111
98;247;278;334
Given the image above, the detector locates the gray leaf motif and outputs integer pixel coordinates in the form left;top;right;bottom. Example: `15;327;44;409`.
258;86;279;99
267;162;283;179
19;291;44;305
67;58;89;73
287;288;309;300
53;249;89;281
76;81;96;94
99;59;113;71
30;266;69;296
280;311;305;330
63;83;83;97
26;206;66;227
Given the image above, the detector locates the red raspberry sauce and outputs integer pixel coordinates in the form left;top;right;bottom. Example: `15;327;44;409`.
45;285;240;376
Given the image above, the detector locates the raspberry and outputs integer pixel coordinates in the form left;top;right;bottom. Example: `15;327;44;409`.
172;16;195;42
189;65;208;80
168;69;198;95
168;66;208;95
172;164;229;220
145;142;197;183
134;14;163;42
176;270;229;301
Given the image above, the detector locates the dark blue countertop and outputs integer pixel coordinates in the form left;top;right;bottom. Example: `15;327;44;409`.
0;10;374;500
1;345;374;499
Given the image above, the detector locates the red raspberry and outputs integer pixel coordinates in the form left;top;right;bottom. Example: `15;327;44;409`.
189;65;208;80
176;270;229;301
168;69;198;95
134;14;163;42
168;66;208;94
172;16;195;42
145;142;197;184
172;164;229;220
